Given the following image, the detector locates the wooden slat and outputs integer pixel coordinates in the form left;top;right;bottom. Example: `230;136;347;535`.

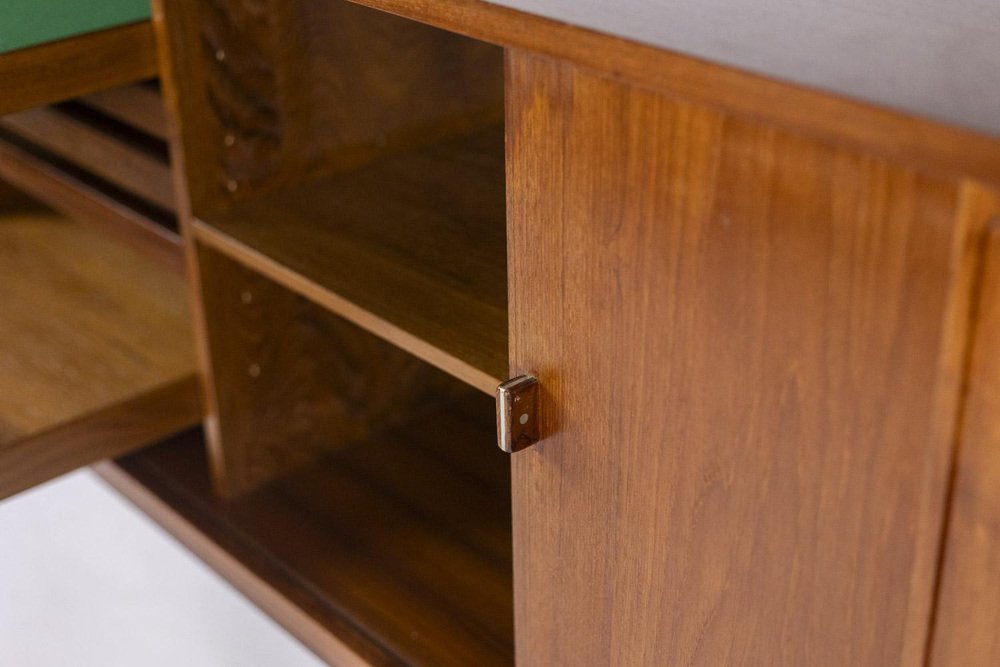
97;392;513;666
0;106;174;210
0;199;199;498
506;52;992;666
0;377;200;500
930;218;1000;666
0;134;182;272
193;125;507;395
78;83;168;140
335;0;1000;186
0;22;157;117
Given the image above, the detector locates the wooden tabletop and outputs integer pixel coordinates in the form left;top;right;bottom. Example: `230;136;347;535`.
489;0;1000;138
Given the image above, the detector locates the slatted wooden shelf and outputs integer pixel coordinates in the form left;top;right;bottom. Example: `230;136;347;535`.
193;124;507;394
0;126;180;271
97;390;514;666
78;81;167;141
0;195;199;499
0;102;173;210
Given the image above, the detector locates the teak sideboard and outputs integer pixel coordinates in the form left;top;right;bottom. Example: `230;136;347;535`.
3;0;1000;665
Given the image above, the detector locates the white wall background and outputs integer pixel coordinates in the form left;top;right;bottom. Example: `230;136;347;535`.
0;469;324;667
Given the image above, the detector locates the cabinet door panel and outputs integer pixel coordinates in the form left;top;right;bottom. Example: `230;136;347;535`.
507;51;992;666
931;221;1000;666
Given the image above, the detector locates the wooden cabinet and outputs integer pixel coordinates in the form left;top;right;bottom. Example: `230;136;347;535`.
5;0;1000;665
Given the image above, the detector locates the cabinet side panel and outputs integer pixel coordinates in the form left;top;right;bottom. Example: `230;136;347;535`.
931;208;1000;666
508;51;975;666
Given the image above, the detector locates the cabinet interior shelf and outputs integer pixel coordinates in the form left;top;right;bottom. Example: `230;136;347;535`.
194;124;508;395
98;389;514;666
0;194;198;498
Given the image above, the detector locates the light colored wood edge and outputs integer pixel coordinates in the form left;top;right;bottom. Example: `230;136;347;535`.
926;213;1000;665
92;457;371;667
899;183;1000;664
342;0;1000;185
0;135;183;273
0;22;158;117
0;375;201;501
148;0;228;496
192;219;502;396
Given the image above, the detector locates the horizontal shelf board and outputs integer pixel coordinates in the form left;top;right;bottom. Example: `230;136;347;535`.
195;124;508;394
0;197;197;454
103;393;514;666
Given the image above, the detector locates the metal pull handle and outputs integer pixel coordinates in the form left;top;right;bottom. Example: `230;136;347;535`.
496;375;540;453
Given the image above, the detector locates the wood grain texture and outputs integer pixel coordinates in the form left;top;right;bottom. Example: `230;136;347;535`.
0;22;157;117
0;133;182;273
507;52;988;666
0;198;198;497
0;106;173;210
196;245;472;496
1;376;200;500
78;82;168;140
99;397;513;665
156;0;502;216
194;124;507;394
341;0;1000;186
930;215;1000;666
94;449;372;667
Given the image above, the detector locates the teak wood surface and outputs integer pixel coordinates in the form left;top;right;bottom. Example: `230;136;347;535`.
193;124;507;394
930;221;1000;666
79;82;168;141
0;105;174;210
0;199;198;499
0;132;182;272
0;22;157;117
507;51;1000;666
196;246;475;496
99;400;513;666
138;0;1000;664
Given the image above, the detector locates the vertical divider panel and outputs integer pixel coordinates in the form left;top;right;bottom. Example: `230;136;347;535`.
153;0;505;495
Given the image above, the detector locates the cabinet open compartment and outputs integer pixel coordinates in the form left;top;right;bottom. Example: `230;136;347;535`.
114;247;515;665
170;0;508;393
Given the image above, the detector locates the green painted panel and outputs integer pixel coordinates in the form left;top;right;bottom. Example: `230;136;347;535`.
0;0;150;55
